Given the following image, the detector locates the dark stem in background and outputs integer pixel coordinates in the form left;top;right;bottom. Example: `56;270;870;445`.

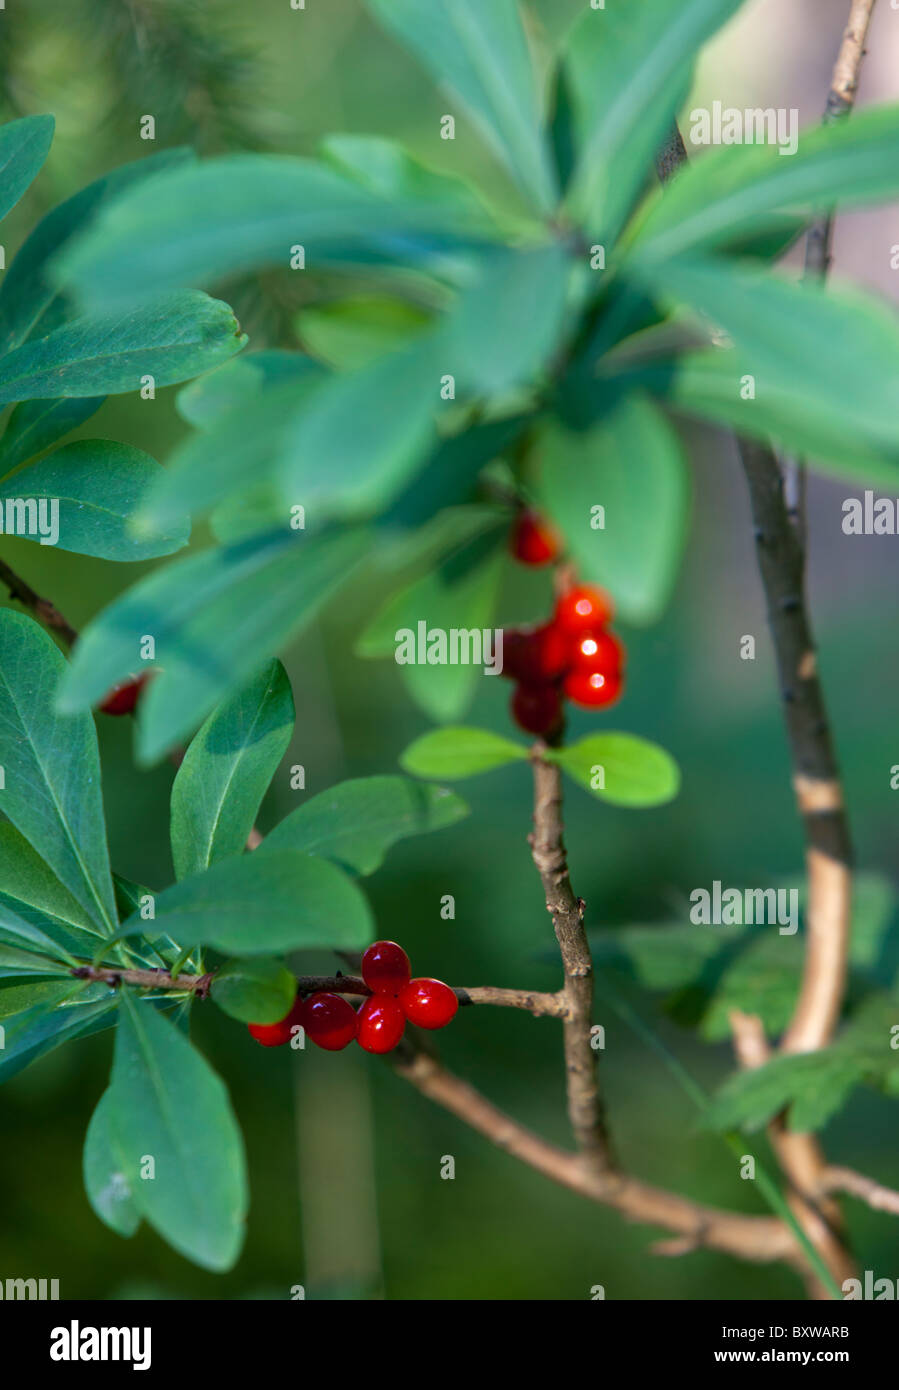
0;555;79;646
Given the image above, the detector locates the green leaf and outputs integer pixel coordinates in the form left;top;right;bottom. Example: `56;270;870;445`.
54;154;490;308
276;340;442;521
0;980;118;1083
0;610;117;932
0;944;72;977
0;822;106;959
703;1050;860;1135
367;0;556;211
176;349;324;430
0;114;54;224
297;294;433;371
261;775;469;875
0;396;105;477
210;957;297;1024
320;133;498;229
546;733;681;807
563;0;742;239
83;1088;141;1238
646;258;899;479
588;920;741;992
171;659;294;881
0;898;82;965
400;726;528;779
57;527;367;764
0;440;190;560
631;104;899;263
533;397;690;626
116;850;374;957
0;146;193;352
446;244;570;396
0;291;246;406
109;993;247;1270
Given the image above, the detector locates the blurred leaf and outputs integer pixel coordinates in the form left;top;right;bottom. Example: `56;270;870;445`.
367;0;556;211
0;980;117;1083
109;993;247;1270
373;503;509;578
0;611;117;932
171;659;294;881
447;245;570;396
0;441;189;560
261;775;468;875
53;154;490;307
645;259;899;479
546;733;681;807
588;921;743;991
57;527;367;764
548;62;576;196
0;291;247;405
83;1088;141;1239
564;0;742;238
176;350;325;430
703;1050;860;1135
210;957;297;1024
0;114;54;225
297;295;433;370
631;104;899;263
0;396;105;477
400;726;528;778
116;851;374;957
533;396;690;625
0;146;193;352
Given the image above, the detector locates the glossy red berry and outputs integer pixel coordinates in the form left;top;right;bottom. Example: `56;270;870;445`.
570;629;624;675
99;671;151;716
511;682;562;736
361;940;411;996
248;994;301;1048
400;978;459;1030
356;995;406;1054
300;992;358;1051
563;667;624;709
501;624;570;684
510;510;560;567
554;585;614;633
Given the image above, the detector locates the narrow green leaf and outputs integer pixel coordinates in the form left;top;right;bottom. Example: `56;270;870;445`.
83;1088;141;1238
0;610;117;932
0;114;54;224
0;397;105;477
57;527;367;764
0;146;193;352
109;993;247;1270
533;397;690;626
261;775;469;875
116;851;374;957
564;0;742;239
210;957;297;1024
175;350;325;430
0;440;190;559
0;822;105;960
0;981;117;1083
400;726;528;779
446;244;570;396
367;0;556;210
53;154;490;309
546;733;681;807
632;104;899;263
171;659;295;880
0;291;246;405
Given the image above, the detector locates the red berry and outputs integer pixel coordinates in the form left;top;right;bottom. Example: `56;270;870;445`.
570;629;624;675
361;940;411;996
555;585;614;633
356;995;406;1054
248;994;301;1048
563;667;624;709
400;978;459;1030
501;624;570;684
510;510;560;567
511;682;562;736
300;992;358;1051
99;671;151;716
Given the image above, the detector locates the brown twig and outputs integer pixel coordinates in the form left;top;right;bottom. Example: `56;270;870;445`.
820;1167;899;1216
71;963;214;998
392;1036;799;1267
528;750;613;1170
0;556;79;647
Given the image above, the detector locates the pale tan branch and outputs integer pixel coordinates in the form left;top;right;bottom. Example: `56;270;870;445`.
821;1167;899;1216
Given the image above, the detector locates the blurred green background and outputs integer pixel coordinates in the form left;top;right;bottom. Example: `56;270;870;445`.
0;0;897;1300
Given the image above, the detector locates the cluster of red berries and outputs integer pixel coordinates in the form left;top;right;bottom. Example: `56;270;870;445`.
502;584;624;736
247;941;459;1056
